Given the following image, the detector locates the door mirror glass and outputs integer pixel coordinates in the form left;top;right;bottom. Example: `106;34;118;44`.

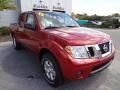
24;23;34;30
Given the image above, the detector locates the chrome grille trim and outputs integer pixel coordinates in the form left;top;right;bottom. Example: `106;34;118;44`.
90;61;112;74
85;40;112;58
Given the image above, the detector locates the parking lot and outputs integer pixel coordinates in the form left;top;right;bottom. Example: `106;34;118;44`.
0;28;120;90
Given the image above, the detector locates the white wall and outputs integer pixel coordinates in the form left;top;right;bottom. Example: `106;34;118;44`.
0;10;18;27
20;0;34;12
0;0;72;27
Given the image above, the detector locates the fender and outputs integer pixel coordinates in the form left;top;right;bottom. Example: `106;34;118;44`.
40;39;67;60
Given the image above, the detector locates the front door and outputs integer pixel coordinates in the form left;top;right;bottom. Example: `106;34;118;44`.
24;13;40;54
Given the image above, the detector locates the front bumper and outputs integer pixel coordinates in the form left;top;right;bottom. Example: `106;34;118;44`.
59;47;115;80
90;60;112;75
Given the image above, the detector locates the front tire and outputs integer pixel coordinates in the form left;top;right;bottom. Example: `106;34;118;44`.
41;53;63;87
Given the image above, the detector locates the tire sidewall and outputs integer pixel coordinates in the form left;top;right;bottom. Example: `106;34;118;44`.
12;35;22;50
12;36;17;48
41;53;63;87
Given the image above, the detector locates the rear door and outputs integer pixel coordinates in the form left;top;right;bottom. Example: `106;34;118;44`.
16;13;27;44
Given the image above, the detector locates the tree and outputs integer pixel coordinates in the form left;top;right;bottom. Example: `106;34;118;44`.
0;0;15;11
71;12;76;18
112;13;120;17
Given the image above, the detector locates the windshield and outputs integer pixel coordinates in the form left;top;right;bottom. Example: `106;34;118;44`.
38;12;79;29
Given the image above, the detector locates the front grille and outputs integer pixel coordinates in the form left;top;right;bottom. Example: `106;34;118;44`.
86;41;111;58
88;47;95;57
99;42;109;54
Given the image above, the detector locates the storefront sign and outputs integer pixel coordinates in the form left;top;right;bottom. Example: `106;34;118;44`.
53;2;65;11
33;0;49;10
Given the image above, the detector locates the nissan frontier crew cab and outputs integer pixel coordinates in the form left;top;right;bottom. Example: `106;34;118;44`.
10;11;115;87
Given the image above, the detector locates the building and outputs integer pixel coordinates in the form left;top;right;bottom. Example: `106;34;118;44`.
16;0;72;15
0;0;72;27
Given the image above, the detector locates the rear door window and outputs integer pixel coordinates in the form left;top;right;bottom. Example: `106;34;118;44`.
18;13;27;28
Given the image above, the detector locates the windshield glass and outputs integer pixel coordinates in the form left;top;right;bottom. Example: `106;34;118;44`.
38;12;79;29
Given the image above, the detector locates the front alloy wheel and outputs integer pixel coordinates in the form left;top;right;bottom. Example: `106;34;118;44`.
41;53;63;87
43;58;56;82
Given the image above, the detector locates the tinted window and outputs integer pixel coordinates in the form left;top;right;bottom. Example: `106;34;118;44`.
26;14;35;30
19;13;26;28
38;12;79;29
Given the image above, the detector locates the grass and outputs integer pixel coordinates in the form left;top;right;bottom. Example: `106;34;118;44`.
0;27;10;36
0;27;11;42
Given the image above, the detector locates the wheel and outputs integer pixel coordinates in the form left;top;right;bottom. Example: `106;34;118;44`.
41;53;63;87
115;25;119;28
12;36;22;50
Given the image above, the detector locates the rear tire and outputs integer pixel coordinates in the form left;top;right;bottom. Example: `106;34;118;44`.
12;36;22;50
41;53;63;87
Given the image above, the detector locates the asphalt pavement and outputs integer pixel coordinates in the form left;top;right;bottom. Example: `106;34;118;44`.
0;28;120;90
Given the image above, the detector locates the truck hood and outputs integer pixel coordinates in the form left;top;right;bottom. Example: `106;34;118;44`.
47;27;110;45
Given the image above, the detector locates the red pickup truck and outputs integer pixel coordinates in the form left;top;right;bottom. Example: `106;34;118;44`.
10;11;115;87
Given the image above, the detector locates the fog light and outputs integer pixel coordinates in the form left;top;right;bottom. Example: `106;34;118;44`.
76;71;83;78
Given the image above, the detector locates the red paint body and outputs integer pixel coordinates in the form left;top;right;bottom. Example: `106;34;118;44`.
10;11;115;80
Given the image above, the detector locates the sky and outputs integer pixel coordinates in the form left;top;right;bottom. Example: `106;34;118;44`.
72;0;120;16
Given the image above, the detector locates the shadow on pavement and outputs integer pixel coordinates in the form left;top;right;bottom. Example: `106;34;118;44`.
0;42;109;90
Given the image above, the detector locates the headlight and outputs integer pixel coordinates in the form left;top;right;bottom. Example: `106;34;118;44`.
65;46;89;59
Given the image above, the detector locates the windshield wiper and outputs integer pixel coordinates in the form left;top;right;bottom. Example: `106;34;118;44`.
45;26;78;29
45;26;60;29
66;26;78;27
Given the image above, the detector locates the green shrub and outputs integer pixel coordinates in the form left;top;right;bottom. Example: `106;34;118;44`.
84;24;101;28
100;22;111;28
0;27;10;36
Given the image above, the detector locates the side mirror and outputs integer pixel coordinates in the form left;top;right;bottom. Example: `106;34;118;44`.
24;23;34;30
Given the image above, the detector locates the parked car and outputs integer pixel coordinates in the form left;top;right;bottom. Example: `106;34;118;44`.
76;19;88;25
101;19;120;28
90;21;102;26
10;11;115;87
110;19;120;28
